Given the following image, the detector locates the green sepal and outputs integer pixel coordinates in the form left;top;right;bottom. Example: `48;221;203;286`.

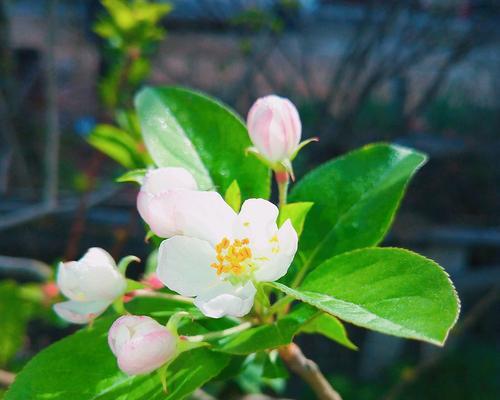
117;255;140;275
125;278;145;292
115;168;147;184
224;180;242;212
290;137;319;160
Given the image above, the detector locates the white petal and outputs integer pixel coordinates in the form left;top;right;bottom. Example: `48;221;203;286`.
254;219;298;282
194;281;256;318
79;247;116;269
57;258;126;302
173;191;236;245
137;190;179;238
234;198;279;248
157;236;219;297
53;300;109;324
142;167;198;194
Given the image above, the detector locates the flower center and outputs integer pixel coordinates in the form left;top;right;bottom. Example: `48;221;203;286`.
211;237;254;279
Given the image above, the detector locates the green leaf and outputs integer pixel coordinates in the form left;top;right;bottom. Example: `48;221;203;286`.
88;124;145;169
5;318;229;400
289;143;426;272
224;180;242;212
116;168;147;184
0;282;38;366
135;86;270;199
278;202;314;237
262;350;289;379
212;305;318;355
272;248;460;346
301;313;357;350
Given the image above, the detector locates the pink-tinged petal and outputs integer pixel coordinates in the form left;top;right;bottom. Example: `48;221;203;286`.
247;95;302;162
142;167;198;194
53;300;110;324
117;329;176;375
108;315;177;376
157;236;218;297
79;247;116;269
194;281;256;318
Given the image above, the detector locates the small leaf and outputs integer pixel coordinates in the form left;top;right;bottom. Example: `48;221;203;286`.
212;305;318;355
272;248;460;346
118;255;140;275
301;313;357;350
116;169;147;184
224;180;242;212
88;124;145;169
125;279;145;293
262;350;289;379
278;202;313;237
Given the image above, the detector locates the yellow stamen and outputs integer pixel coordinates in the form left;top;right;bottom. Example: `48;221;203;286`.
212;237;253;277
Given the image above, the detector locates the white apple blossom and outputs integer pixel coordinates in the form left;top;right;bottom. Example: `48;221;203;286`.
108;315;177;375
156;192;298;318
137;167;199;238
53;247;126;324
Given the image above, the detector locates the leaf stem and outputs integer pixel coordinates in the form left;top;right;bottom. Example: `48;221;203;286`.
276;171;289;208
186;322;253;342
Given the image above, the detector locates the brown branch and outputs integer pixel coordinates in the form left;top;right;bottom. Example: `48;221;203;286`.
0;369;15;387
279;343;342;400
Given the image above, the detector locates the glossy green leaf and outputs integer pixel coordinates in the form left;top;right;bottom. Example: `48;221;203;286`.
262;350;289;379
88;124;145;169
6;318;229;400
212;305;318;355
278;202;313;237
289;143;427;272
301;313;357;350
135;86;270;199
224;180;242;212
272;248;459;346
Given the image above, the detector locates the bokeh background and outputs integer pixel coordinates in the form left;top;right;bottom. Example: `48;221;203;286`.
0;1;499;399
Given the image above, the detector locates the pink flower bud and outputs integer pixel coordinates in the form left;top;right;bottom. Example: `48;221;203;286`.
137;167;198;238
247;95;302;163
108;315;177;375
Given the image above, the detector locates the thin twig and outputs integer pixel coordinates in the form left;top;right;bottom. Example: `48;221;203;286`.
279;343;342;400
0;369;15;387
43;0;61;206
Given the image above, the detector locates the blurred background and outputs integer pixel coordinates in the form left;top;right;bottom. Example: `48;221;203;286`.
0;0;499;399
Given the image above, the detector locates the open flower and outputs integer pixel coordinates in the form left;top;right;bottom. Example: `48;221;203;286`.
108;315;177;375
157;192;298;318
137;167;199;238
53;248;126;324
247;95;302;164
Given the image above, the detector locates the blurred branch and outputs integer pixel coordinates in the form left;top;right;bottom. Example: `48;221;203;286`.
0;185;118;231
0;369;15;387
279;343;342;400
0;255;51;281
43;0;61;207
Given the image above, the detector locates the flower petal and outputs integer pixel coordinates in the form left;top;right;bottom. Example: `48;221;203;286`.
157;236;219;297
137;190;179;238
142;167;198;194
117;329;176;375
173;191;237;245
194;281;256;318
254;219;298;282
234;198;279;248
53;300;110;324
79;247;116;269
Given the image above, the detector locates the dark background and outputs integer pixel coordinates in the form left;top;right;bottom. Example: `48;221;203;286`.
0;1;499;399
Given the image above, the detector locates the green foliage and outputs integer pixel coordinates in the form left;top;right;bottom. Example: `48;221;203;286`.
0;282;40;367
301;313;357;350
211;305;318;355
273;247;459;345
278;202;314;237
88;124;150;169
135;86;270;199
116;168;147;184
5;318;230;400
224;180;242;212
289;143;426;276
